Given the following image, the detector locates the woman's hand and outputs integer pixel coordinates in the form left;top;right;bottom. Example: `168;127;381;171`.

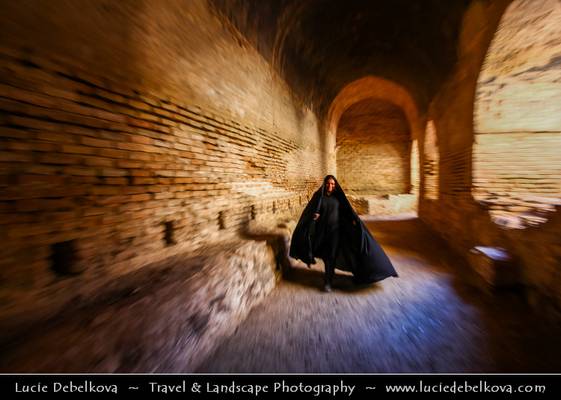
313;213;320;220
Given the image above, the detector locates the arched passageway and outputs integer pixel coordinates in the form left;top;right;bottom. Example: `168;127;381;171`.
420;0;561;331
327;76;422;216
337;99;411;196
1;0;561;374
473;0;561;229
336;99;416;216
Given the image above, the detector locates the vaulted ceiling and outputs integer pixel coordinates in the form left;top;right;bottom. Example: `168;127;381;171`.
210;0;472;117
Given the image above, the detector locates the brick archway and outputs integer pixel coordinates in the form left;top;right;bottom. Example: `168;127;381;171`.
326;77;422;215
473;0;561;229
327;76;422;142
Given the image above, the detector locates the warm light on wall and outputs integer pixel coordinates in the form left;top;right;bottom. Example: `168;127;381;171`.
423;121;439;201
473;0;561;229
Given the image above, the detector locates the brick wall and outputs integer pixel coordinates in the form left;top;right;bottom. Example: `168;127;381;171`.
474;0;561;134
423;121;439;200
473;133;561;227
420;0;561;319
0;0;326;321
336;99;411;195
411;139;420;197
473;0;561;227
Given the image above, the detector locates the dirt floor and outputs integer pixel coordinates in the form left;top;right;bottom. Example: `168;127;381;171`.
198;215;561;372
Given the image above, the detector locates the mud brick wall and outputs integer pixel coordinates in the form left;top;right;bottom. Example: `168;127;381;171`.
336;99;411;195
472;0;561;225
473;133;561;227
420;0;561;319
423;121;439;200
474;134;561;198
0;0;326;322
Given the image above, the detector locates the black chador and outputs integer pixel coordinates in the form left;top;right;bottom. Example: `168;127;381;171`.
289;175;398;288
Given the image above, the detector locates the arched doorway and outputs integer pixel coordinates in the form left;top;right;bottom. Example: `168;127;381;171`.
327;76;422;216
473;0;561;229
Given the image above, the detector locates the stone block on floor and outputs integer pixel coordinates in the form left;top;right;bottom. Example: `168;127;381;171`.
468;246;520;290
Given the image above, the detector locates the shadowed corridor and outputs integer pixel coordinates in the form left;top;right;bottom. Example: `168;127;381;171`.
1;0;561;375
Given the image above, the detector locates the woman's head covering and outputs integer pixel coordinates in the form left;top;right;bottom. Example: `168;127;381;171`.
322;174;341;195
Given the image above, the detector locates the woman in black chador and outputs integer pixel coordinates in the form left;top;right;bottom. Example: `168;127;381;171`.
290;175;398;292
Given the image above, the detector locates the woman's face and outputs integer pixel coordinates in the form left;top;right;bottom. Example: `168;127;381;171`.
326;178;336;194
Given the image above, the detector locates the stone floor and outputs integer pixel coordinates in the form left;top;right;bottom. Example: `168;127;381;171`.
2;216;561;372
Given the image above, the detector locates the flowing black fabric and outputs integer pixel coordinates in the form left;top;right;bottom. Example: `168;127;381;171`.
289;178;398;284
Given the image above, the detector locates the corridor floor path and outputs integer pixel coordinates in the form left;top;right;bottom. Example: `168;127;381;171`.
197;215;561;372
